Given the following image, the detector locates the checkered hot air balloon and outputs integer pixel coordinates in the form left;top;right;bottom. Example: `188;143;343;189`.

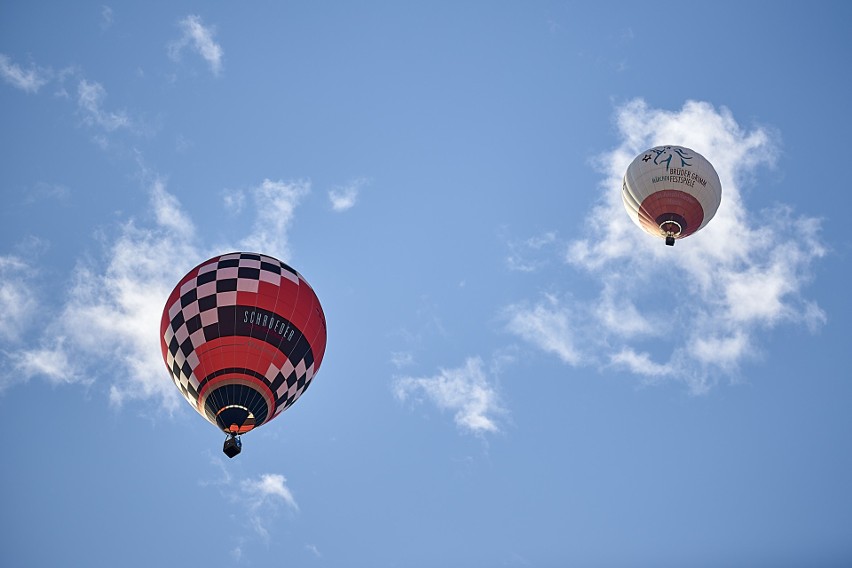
160;252;327;457
622;145;722;246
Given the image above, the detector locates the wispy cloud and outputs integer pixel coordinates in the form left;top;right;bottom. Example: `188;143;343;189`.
328;177;367;212
1;53;138;145
0;53;50;93
8;339;86;387
0;249;89;390
609;348;675;381
241;473;299;540
2;173;309;406
52;178;198;408
390;351;415;369
394;357;504;434
77;79;131;131
23;182;71;205
243;473;299;512
0;255;37;344
505;230;558;272
230;545;243;563
222;188;246;213
201;461;300;551
0;175;201;405
505;99;825;392
0;255;42;390
503;294;583;366
0;52;134;142
239;179;310;261
100;5;114;31
168;15;224;76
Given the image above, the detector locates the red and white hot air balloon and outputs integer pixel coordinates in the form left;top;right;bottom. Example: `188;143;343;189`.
622;145;722;246
160;252;327;457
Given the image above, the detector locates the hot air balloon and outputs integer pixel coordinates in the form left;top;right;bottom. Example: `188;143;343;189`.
160;252;327;457
622;145;722;246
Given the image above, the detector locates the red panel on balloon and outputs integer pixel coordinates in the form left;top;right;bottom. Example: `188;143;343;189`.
638;190;705;238
160;252;327;435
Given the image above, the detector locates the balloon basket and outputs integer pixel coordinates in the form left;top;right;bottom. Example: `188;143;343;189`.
223;435;242;458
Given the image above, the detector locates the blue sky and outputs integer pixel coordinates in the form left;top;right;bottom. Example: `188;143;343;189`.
2;2;851;566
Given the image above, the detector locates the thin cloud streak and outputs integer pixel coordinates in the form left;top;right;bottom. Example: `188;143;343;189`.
505;231;557;272
0;254;52;390
0;255;37;343
241;473;299;541
328;178;367;212
239;179;310;262
1;52;136;140
503;294;583;366
394;357;504;434
222;189;246;214
77;79;131;131
0;53;50;93
8;339;86;386
243;473;299;512
100;6;114;31
505;99;825;392
169;15;224;76
203;462;300;549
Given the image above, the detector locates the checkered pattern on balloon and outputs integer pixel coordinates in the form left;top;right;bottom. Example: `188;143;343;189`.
160;252;327;435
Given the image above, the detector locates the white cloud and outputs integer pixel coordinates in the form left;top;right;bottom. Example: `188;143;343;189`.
64;179;198;408
151;179;194;239
503;294;583;366
100;6;114;30
243;473;299;512
505;231;557;272
2;179;199;408
169;15;224;76
610;348;674;380
0;53;50;93
8;339;86;386
689;331;752;371
0;55;133;141
394;357;503;434
230;546;243;562
506;99;825;392
222;188;246;213
202;462;300;548
328;178;367;212
0;255;37;344
23;182;71;204
0;254;49;390
594;285;656;338
239;179;310;261
77;79;130;131
390;351;414;369
3;173;310;407
241;473;299;540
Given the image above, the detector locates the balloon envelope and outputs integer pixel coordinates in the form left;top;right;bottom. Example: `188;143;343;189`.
622;145;721;244
160;252;327;435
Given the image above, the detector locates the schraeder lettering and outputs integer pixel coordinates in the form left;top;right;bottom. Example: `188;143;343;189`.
243;309;296;341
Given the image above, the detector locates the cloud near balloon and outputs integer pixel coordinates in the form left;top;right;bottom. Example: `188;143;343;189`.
328;177;368;212
0;175;311;406
504;99;826;393
393;357;505;435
